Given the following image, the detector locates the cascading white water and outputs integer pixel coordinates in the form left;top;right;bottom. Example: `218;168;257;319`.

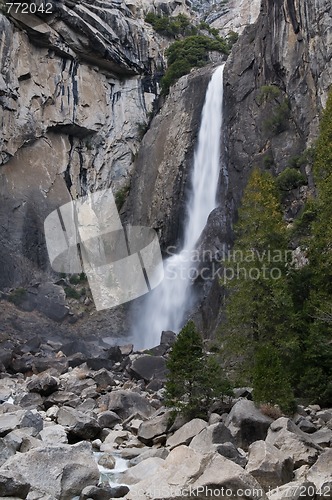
133;64;225;349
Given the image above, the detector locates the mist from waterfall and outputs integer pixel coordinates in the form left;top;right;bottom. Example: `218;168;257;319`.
133;64;225;349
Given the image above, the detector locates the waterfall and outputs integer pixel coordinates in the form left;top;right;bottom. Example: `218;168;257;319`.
133;64;225;349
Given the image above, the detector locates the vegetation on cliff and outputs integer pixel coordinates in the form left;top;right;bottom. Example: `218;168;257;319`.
222;169;297;412
222;93;332;410
145;12;229;93
161;35;228;93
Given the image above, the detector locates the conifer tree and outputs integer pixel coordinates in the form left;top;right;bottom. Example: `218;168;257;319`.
165;321;231;418
224;168;297;411
299;91;332;405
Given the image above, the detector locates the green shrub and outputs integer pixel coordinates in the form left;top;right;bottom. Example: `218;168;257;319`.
263;154;274;168
136;121;149;140
263;99;291;134
145;13;196;38
64;286;81;300
276;167;307;191
69;274;81;285
226;30;239;48
253;343;296;414
161;35;228;93
8;288;28;306
291;199;317;237
115;186;130;210
198;21;220;38
257;85;281;105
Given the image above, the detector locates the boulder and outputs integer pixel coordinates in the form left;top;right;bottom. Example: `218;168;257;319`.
166;418;207;449
119;457;164;485
39;424;68;445
10;355;68;376
77;399;97;414
101;430;130;451
225;399;273;450
26;373;58;397
60;340;92;358
0;379;15;403
130;447;169;466
297;418;317;434
306;449;332;496
57;407;100;440
0;442;99;499
267;481;317;500
0;413;20;437
0;438;16;466
119;344;133;356
44;391;78;409
18;411;43;437
0;471;30;498
3;428;34;452
137;411;172;444
97;411;122;429
126;445;267;500
189;422;234;454
98;453;116;469
34;283;69;322
106;346;123;363
315;410;332;423
311;428;332;447
266;417;322;468
80;484;128;500
86;358;114;372
107;390;154;420
160;331;176;346
91;369;115;389
216;442;247;468
15;393;44;411
246;440;293;491
130;355;167;382
0;349;13;372
0;411;42;438
209;413;223;425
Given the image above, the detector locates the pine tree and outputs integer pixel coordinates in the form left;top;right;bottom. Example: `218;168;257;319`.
298;90;332;406
165;321;231;418
223;168;297;411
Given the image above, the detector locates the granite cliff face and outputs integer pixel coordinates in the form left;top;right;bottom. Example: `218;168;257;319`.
0;0;167;289
224;0;332;221
1;0;331;342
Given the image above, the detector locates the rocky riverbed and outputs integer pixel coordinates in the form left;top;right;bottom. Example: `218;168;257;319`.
0;330;332;499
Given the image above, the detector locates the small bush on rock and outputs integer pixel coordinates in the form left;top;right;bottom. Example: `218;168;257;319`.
276;167;307;191
161;35;228;93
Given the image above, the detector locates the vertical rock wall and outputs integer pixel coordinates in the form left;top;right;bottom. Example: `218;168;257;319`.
0;2;165;288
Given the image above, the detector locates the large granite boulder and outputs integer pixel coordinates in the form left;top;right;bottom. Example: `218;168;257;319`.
57;407;100;440
0;470;30;499
126;445;267;500
107;390;155;420
306;449;332;496
266;417;322;469
225;399;273;450
246;440;293;491
166;418;207;450
138;410;172;445
0;442;99;499
130;355;167;383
